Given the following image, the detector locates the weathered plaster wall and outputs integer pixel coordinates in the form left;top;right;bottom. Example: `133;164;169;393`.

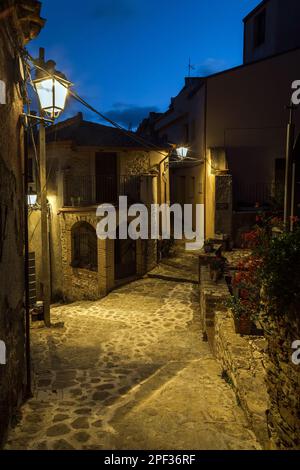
0;0;44;446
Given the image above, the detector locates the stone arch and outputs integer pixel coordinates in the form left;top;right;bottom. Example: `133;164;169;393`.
71;221;98;271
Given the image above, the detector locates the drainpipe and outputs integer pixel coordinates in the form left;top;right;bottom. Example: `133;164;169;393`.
48;206;53;299
284;105;295;231
203;80;208;239
23;123;32;398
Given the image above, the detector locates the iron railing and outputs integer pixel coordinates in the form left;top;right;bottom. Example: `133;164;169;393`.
233;182;285;210
63;174;142;207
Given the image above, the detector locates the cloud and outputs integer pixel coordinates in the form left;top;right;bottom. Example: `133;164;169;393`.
91;0;135;19
196;58;227;77
103;103;160;129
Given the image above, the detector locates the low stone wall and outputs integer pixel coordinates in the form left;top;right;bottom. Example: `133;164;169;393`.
214;309;269;447
68;268;99;301
199;261;269;447
262;314;300;450
199;264;229;350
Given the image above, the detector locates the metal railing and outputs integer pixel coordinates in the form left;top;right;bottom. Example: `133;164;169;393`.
63;174;142;207
233;181;284;210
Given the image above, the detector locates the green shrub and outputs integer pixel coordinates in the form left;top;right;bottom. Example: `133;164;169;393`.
260;227;300;315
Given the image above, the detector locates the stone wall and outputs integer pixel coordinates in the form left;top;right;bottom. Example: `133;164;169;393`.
59;210;157;301
214;309;269;447
59;211;111;301
199;261;270;447
0;0;44;446
262;314;300;449
199;263;229;349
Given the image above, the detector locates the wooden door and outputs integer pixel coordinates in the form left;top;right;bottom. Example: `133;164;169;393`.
95;152;117;203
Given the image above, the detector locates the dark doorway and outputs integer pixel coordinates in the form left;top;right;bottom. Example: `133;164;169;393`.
114;235;137;280
95;152;117;203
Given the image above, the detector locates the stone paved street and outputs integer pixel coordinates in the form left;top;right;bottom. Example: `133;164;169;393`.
5;247;261;450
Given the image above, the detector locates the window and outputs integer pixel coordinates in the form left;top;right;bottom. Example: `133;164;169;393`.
71;222;97;271
253;10;266;48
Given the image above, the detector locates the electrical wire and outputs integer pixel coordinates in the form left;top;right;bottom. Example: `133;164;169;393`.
21;51;216;175
24;51;203;166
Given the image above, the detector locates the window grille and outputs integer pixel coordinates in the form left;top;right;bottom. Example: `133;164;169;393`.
71;222;98;271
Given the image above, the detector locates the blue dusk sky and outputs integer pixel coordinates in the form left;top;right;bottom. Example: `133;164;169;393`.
28;0;261;128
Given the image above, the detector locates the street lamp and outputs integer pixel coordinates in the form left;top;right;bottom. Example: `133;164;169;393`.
24;49;71;329
27;187;37;206
176;146;189;159
33;60;71;119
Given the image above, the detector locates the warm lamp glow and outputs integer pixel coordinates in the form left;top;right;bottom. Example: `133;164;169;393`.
34;75;70;119
176;146;189;158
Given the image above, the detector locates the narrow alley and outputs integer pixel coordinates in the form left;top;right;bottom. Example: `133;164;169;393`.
5;247;261;450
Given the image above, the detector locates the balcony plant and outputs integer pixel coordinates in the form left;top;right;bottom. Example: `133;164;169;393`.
259;220;300;319
228;256;261;335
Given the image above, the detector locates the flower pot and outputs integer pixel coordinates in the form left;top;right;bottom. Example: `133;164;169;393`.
234;315;253;335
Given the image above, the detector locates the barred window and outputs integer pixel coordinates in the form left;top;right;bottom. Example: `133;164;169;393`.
71;222;97;271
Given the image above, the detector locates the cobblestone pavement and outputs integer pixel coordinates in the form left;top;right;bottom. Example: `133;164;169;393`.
5;247;261;450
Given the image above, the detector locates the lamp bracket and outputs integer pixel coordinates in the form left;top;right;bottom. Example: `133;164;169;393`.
22;113;54;124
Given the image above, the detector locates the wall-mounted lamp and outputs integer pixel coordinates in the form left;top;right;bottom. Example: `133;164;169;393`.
176;146;189;159
27;187;38;207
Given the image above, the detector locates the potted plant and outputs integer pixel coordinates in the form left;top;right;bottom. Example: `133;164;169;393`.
204;239;214;253
227;296;254;335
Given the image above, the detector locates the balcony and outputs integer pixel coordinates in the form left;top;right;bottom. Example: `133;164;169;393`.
63;174;142;207
233;181;284;211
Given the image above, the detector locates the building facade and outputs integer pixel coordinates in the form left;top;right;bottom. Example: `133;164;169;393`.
29;113;170;302
204;47;300;242
243;0;300;64
138;78;206;232
139;0;300;245
0;0;44;446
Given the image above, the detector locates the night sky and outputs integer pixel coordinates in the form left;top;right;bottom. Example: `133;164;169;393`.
28;0;261;128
